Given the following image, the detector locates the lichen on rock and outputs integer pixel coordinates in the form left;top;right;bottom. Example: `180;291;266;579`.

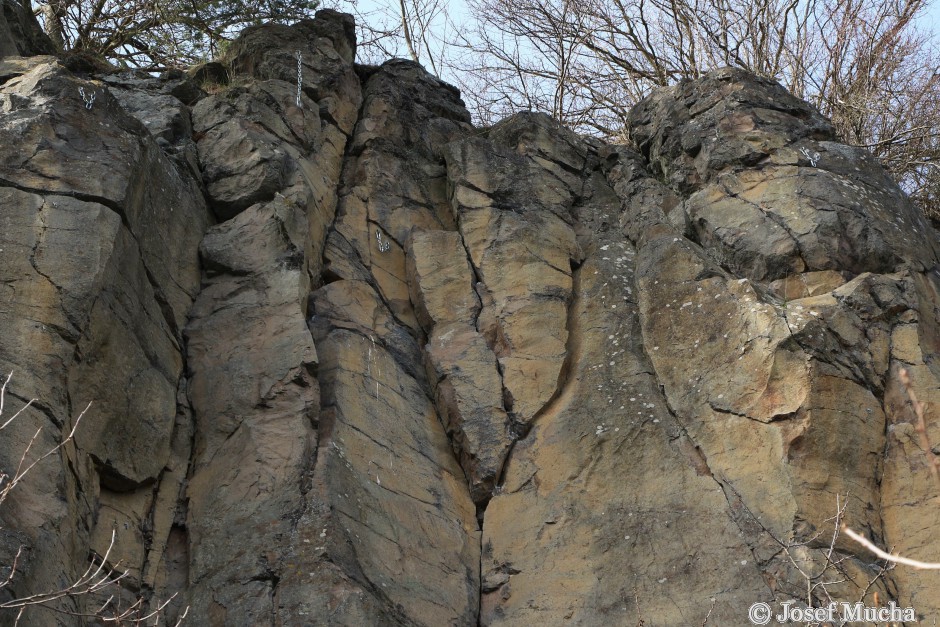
2;11;940;627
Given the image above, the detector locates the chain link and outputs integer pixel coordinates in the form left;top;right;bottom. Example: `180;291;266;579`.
78;86;96;110
799;146;820;167
295;51;303;108
376;229;390;252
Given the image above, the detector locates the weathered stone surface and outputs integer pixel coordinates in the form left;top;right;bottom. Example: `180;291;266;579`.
769;269;848;300
0;62;207;498
406;230;510;502
0;60;208;332
0;1;15;58
112;87;192;144
67;222;181;489
325;59;470;330
192;10;361;231
481;190;769;625
880;273;940;616
631;68;940;282
427;321;512;503
407;230;480;332
446;113;584;426
0;56;208;625
300;55;483;624
306;315;480;625
305;273;482;623
225;10;361;136
192;81;316;218
617;70;940;621
0;0;54;58
184;199;320;623
630;69;835;190
4;18;940;627
614;152;899;609
105;76;204;183
180;12;362;621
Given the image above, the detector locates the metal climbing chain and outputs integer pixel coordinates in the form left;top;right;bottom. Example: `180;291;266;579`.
78;86;95;110
376;229;390;252
296;51;303;108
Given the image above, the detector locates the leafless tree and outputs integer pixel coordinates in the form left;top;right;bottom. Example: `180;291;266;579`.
442;0;940;221
321;0;463;75
802;0;940;221
29;0;319;69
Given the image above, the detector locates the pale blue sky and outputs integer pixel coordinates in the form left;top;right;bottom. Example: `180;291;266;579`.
333;0;940;70
924;0;940;36
340;1;940;47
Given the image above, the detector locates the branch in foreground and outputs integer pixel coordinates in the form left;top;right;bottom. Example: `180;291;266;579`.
841;526;940;570
0;370;187;625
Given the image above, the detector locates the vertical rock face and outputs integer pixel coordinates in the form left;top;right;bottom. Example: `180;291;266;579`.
2;16;940;627
306;56;480;625
181;12;359;623
0;51;210;623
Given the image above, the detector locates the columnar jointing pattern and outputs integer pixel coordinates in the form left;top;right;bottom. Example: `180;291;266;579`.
1;13;940;627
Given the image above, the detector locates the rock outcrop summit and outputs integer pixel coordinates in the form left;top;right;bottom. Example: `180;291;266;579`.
1;9;939;626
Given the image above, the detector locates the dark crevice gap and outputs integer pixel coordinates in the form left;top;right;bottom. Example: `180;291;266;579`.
469;148;601;623
871;355;902;601
136;464;169;598
307;58;369;447
176;50;366;621
170;374;196;615
319;223;417;342
290;65;395;619
437;195;499;627
707;402;801;425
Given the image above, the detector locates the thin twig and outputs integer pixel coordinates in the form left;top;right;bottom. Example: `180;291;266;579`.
0;371;35;431
0;372;187;624
842;526;940;569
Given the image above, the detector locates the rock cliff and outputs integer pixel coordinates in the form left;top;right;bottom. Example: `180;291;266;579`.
2;10;940;626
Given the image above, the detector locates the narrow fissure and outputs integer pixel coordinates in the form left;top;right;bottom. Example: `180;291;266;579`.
305;62;369;456
444;180;502;627
468;150;594;622
0;175;186;341
285;67;438;624
869;343;903;600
